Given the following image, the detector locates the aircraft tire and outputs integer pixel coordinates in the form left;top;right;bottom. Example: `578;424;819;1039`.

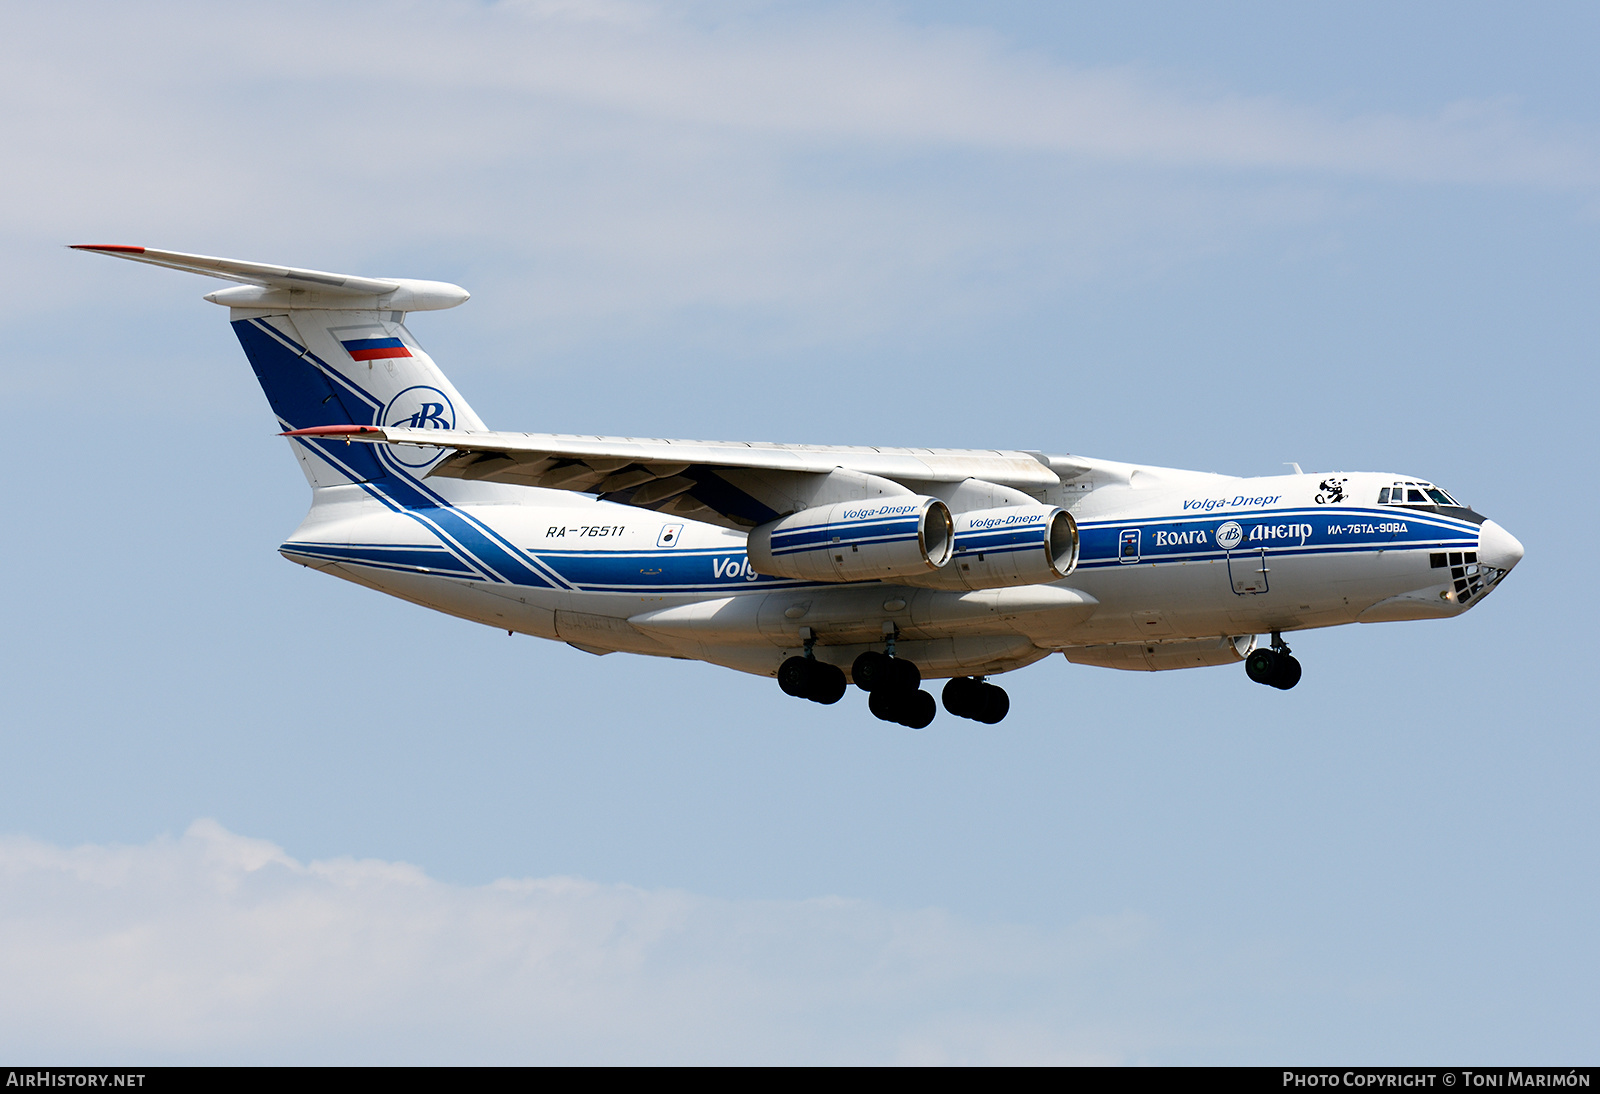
1245;648;1280;686
1272;655;1303;691
890;658;922;692
973;683;1009;724
900;690;937;730
868;687;905;722
807;662;848;705
942;677;979;718
852;651;894;692
778;656;812;697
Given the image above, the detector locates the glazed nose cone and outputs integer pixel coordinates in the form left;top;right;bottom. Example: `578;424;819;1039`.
1477;520;1525;574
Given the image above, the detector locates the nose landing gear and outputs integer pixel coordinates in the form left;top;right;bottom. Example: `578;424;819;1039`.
1245;632;1302;690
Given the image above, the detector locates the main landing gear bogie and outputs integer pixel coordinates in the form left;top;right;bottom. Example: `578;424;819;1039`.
852;650;937;729
941;676;1010;724
777;631;1011;728
778;655;847;705
1245;632;1302;691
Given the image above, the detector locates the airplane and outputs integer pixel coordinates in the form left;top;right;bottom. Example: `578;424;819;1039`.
76;245;1525;728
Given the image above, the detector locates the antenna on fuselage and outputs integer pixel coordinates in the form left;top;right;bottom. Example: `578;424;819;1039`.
1284;462;1303;475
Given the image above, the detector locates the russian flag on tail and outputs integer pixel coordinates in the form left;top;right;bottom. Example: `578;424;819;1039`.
341;336;412;361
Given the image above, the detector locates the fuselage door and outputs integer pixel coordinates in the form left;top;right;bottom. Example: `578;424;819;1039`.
1228;548;1271;595
1217;520;1268;594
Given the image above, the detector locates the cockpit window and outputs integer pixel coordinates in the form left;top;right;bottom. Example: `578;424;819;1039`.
1382;481;1462;509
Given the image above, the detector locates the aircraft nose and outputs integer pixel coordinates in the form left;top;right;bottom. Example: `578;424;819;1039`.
1477;519;1525;574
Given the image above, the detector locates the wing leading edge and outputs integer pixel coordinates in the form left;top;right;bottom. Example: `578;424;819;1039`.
284;424;1066;530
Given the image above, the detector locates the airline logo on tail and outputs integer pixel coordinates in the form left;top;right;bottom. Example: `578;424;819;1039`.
383;385;456;468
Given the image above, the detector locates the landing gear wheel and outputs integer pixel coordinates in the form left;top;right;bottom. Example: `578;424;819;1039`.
778;656;847;704
1244;648;1303;690
868;688;902;721
942;677;980;717
852;651;893;692
869;687;937;729
853;651;921;693
779;656;812;697
889;658;921;692
901;689;936;729
1271;654;1302;691
973;683;1009;724
1245;649;1279;686
940;677;1009;723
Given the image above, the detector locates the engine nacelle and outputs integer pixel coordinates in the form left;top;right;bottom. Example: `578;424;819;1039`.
747;497;954;583
907;505;1078;590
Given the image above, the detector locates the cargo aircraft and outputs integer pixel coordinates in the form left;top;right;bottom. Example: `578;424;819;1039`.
78;245;1524;728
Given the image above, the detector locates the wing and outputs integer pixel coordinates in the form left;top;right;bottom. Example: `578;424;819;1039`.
283;424;1068;530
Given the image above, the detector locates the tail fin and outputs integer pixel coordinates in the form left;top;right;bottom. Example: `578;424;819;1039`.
73;245;485;490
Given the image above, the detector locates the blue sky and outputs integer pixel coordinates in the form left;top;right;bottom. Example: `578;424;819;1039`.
0;0;1594;1064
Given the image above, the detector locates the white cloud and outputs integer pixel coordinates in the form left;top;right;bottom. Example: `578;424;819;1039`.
0;820;1173;1063
12;0;1589;186
2;0;1592;346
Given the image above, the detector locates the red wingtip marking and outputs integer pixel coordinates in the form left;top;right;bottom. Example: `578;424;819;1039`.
280;425;383;438
71;244;146;253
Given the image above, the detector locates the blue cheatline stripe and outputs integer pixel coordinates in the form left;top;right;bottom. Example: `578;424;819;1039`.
771;529;923;556
956;529;1045;551
280;542;481;576
534;550;802;590
1073;541;1477;570
531;548;743;558
770;516;923;548
564;582;812;593
1076;507;1481;536
770;535;921;558
239;320;574;592
282;547;484;579
367;446;572;590
956;542;1041;558
1072;507;1478;569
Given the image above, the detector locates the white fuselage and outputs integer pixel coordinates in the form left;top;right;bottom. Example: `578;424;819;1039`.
280;463;1514;682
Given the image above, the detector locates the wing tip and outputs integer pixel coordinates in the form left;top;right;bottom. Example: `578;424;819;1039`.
70;244;146;253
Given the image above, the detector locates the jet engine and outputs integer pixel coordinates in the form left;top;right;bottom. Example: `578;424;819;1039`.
746;497;954;582
907;505;1078;590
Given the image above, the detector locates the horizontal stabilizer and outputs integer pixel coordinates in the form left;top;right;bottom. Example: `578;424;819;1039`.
71;245;469;311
